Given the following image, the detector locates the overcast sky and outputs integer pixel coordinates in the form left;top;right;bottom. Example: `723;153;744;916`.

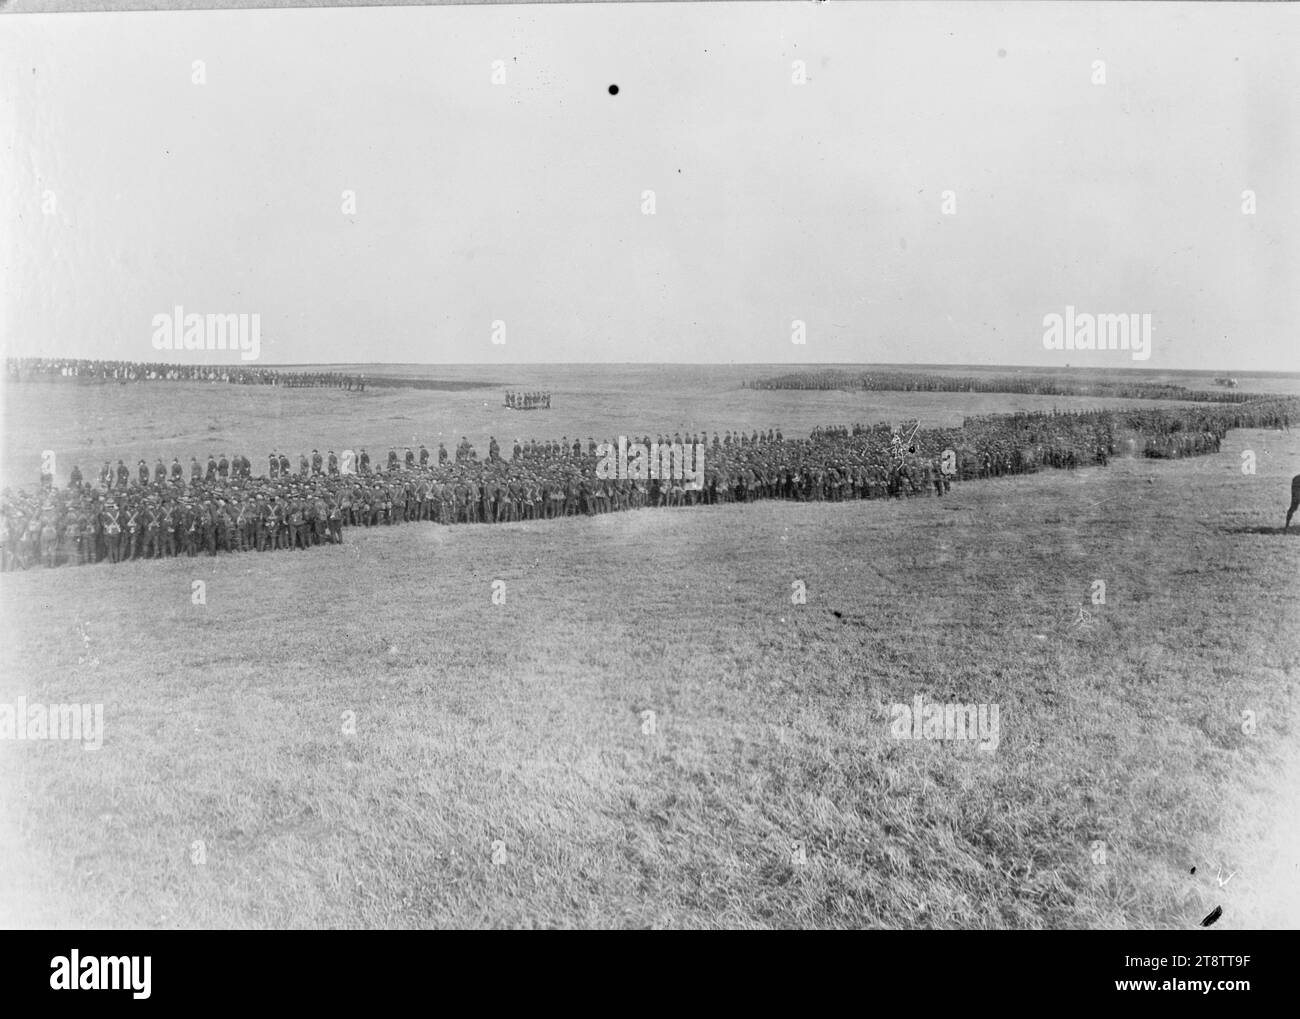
2;2;1297;369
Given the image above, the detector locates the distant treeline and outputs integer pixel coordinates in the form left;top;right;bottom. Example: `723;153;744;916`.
745;368;1269;404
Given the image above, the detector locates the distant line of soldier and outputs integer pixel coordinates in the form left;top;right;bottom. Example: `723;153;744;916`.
746;368;1272;405
6;358;366;389
3;398;1296;571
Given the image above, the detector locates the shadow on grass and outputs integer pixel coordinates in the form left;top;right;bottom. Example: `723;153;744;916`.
1222;525;1299;536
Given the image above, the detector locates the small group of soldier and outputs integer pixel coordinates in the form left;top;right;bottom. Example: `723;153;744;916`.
504;391;551;410
1;479;345;570
77;454;257;491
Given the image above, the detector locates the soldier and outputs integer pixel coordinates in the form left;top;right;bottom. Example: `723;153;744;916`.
327;497;343;544
40;516;58;568
181;499;199;557
387;447;399;471
206;453;218;481
102;500;122;564
280;496;296;548
154;458;167;485
359;448;371;474
190;457;202;484
143;500;162;558
289;498;307;549
419;444;429;467
202;500;218;555
269;452;280;479
438;442;448;466
328;450;339;475
161;500;177;558
488;436;500;462
450;477;466;523
311;449;323;475
404;447;415;468
170;457;184;483
116;459;130;488
211;495;234;552
123;500;143;558
260;498;279;551
69;465;83;487
70;508;92;565
306;494;323;544
97;461;111;488
299;453;310;477
12;512;33;569
278;452;291;477
218;453;230;479
138;459;150;485
227;498;244;552
465;476;481;523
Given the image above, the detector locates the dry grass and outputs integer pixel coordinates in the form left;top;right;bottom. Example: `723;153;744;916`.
1;392;1296;928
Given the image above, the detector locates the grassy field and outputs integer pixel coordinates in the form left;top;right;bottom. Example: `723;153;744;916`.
0;372;1219;492
1;387;1296;927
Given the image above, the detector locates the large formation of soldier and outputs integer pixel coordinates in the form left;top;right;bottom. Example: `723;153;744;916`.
6;358;367;389
746;368;1263;405
505;391;551;410
5;398;1295;572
